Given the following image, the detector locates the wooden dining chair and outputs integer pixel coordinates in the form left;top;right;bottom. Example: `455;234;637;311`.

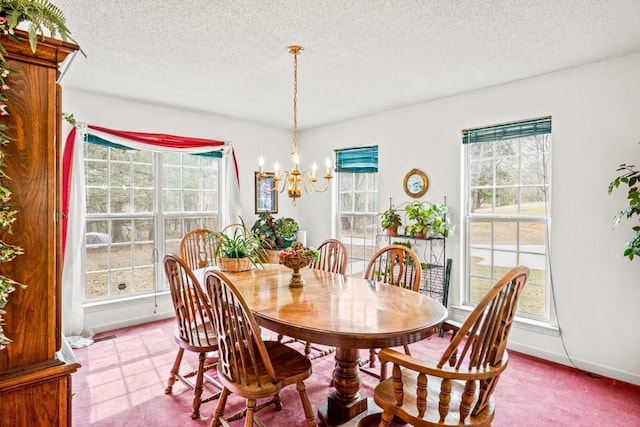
180;228;216;270
203;269;317;427
163;254;221;419
362;244;422;374
374;266;529;427
310;238;348;274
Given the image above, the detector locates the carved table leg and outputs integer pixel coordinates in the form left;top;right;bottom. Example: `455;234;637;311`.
318;347;368;425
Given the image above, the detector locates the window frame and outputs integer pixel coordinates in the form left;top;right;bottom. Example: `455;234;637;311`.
463;119;552;322
334;146;379;276
84;144;221;302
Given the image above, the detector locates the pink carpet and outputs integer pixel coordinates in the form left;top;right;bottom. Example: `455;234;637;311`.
71;319;640;426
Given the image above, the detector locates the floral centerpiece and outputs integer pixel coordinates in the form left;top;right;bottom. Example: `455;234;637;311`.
279;242;319;287
0;0;79;347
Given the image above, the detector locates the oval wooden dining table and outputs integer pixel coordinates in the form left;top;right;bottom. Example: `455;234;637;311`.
206;263;448;426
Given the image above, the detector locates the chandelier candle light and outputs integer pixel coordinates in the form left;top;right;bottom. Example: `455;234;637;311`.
258;45;333;204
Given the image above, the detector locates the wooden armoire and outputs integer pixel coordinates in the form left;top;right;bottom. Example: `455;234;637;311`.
0;31;80;425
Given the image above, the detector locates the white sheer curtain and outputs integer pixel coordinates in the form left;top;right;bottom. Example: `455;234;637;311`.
62;125;91;347
61;124;240;347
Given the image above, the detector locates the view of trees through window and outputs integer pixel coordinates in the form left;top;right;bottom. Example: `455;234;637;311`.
466;130;551;320
85;144;219;301
336;172;378;275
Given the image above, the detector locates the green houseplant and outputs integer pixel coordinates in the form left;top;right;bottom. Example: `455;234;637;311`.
608;163;640;260
0;0;78;347
404;202;431;238
378;208;402;236
211;219;266;272
251;212;298;249
404;201;454;238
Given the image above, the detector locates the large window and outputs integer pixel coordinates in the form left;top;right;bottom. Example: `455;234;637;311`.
84;143;219;301
463;117;551;321
335;146;379;275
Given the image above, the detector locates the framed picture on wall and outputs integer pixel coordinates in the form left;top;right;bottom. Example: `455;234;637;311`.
255;172;278;214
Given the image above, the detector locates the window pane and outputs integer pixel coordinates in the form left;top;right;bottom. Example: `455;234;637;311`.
85;143;107;160
495;157;518;186
340;193;353;211
202;191;218;211
132;150;152;163
86;187;108;214
132;163;153;187
134;189;154;212
354;192;366;212
494;222;517;246
518;281;545;317
164;166;182;188
519;221;546;247
339;174;353;191
110;188;131;213
469;275;492;304
469;220;491;246
495;188;518;213
182;168;200;190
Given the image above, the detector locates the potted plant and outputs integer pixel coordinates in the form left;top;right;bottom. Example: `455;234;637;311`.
251;212;279;248
608;163;640;260
428;203;454;237
251;213;298;262
276;217;298;248
405;202;454;238
211;218;266;272
378;208;402;236
404;202;430;238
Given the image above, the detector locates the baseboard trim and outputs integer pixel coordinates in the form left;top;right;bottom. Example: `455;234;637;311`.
507;341;640;386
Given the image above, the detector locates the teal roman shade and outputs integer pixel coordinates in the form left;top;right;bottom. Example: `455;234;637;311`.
335;145;378;173
462;116;551;144
84;134;223;158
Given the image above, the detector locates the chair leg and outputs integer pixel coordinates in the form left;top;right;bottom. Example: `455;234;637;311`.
191;352;206;419
379;409;394;426
273;392;282;411
296;382;317;426
244;398;257;427
369;348;376;368
165;348;184;394
211;387;230;427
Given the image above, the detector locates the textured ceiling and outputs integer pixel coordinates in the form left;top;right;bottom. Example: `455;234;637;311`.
54;0;640;130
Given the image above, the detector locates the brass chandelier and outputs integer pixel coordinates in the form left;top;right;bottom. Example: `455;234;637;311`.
258;45;333;204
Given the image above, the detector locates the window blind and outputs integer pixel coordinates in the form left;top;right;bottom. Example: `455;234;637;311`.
335;145;378;173
462;116;551;144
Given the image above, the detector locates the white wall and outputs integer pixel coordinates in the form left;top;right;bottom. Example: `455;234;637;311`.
64;52;640;385
298;53;640;385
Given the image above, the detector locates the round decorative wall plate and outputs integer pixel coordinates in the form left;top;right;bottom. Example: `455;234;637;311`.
403;168;429;198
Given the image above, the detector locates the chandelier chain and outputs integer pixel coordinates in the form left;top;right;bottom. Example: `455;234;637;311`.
292;49;298;155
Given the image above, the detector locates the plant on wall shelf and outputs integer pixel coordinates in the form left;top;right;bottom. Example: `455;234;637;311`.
0;0;78;347
404;201;454;238
378;208;402;236
608;163;640;260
